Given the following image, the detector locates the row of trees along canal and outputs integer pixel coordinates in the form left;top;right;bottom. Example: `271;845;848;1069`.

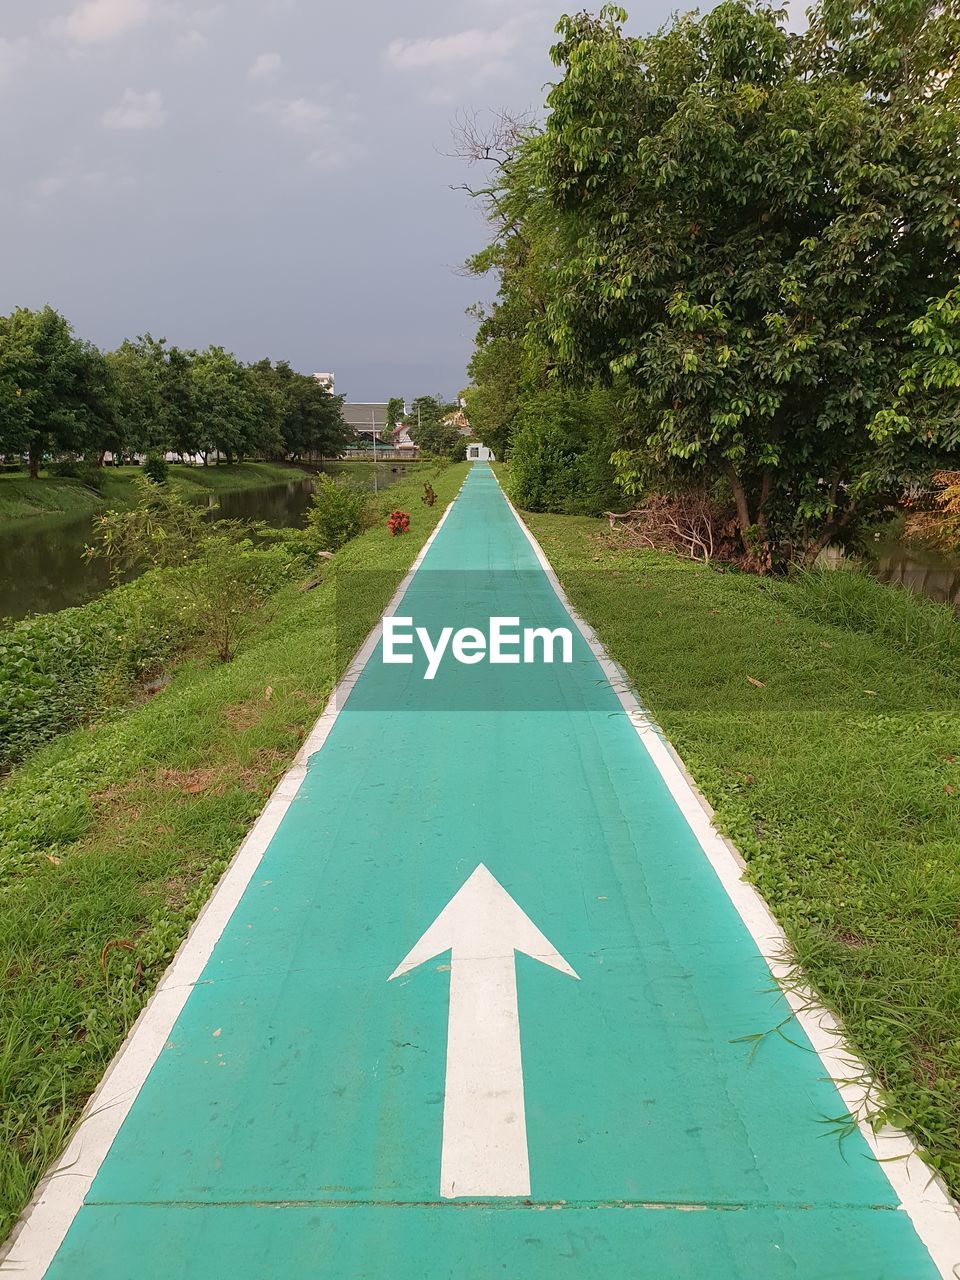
0;307;355;475
462;0;960;571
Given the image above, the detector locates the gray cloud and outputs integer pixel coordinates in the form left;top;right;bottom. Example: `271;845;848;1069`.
59;0;153;43
0;0;681;399
248;51;282;79
101;87;166;128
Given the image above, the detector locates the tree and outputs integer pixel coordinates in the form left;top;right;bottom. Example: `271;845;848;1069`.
163;345;198;460
0;307;112;477
253;361;351;460
243;360;285;460
407;394;464;459
464;296;524;463
106;335;167;461
534;0;960;562
384;396;405;446
191;346;253;464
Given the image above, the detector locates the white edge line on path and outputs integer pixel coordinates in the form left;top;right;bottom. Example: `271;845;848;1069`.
0;487;465;1280
496;474;960;1280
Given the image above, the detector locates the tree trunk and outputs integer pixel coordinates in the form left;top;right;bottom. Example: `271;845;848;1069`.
801;503;859;568
725;464;753;552
28;440;41;480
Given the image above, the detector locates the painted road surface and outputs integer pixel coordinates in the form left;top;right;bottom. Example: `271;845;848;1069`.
14;464;958;1277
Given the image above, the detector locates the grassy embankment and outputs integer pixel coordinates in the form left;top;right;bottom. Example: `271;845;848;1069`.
0;462;467;1242
0;462;303;522
520;502;960;1195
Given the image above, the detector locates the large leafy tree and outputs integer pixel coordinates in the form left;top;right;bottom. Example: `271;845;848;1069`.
0;307;113;477
106;335;168;459
190;346;256;464
163;345;199;459
251;360;351;459
523;0;960;561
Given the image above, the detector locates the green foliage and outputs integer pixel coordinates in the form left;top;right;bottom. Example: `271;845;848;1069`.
0;310;352;475
247;360;352;462
870;288;960;454
406;394;465;460
541;0;960;559
304;475;372;552
143;453;169;484
384;397;405;446
466;0;960;563
86;475;210;576
504;386;621;515
0;578;190;772
0;307;113;478
0;535;297;770
166;541;292;663
85;473;295;664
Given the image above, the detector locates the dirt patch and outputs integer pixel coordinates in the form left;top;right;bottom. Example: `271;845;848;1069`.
157;767;224;796
236;748;288;793
160;873;201;911
837;928;868;949
914;1052;939;1089
222;702;264;732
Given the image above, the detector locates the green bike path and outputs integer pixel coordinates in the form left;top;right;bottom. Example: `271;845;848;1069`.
24;465;953;1276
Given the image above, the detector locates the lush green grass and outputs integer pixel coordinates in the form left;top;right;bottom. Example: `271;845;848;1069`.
0;463;304;522
524;509;960;1194
0;462;467;1242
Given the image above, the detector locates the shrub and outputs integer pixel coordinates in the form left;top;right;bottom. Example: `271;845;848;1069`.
387;510;410;536
50;458;80;478
506;387;620;516
86;475;209;576
304;476;371;552
143;453;169;484
164;541;292;663
0;577;192;772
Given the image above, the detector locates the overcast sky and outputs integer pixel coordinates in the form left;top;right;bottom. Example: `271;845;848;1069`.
1;0;708;402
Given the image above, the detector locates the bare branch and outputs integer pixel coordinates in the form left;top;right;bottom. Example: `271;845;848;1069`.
443;107;536;170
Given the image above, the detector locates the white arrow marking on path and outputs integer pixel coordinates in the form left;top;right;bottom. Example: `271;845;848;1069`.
388;863;579;1199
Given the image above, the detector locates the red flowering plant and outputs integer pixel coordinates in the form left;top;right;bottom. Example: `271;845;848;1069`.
387;510;410;536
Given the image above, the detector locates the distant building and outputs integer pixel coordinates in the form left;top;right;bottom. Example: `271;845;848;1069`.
393;423;418;453
467;443;495;462
313;372;335;394
343;402;390;445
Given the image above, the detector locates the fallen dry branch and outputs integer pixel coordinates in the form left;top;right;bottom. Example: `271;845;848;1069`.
605;492;730;563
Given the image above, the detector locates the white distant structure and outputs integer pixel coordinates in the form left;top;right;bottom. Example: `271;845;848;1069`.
467;443;495;462
393;423;418;453
313;372;335;394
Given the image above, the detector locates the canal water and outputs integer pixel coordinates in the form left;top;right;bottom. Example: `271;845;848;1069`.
0;463;412;622
870;540;960;611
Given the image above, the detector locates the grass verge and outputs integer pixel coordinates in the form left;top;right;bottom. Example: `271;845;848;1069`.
0;463;304;522
523;508;960;1195
0;462;466;1242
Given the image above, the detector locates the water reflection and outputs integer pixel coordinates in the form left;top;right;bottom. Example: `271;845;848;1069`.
870;542;960;611
0;463;411;622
